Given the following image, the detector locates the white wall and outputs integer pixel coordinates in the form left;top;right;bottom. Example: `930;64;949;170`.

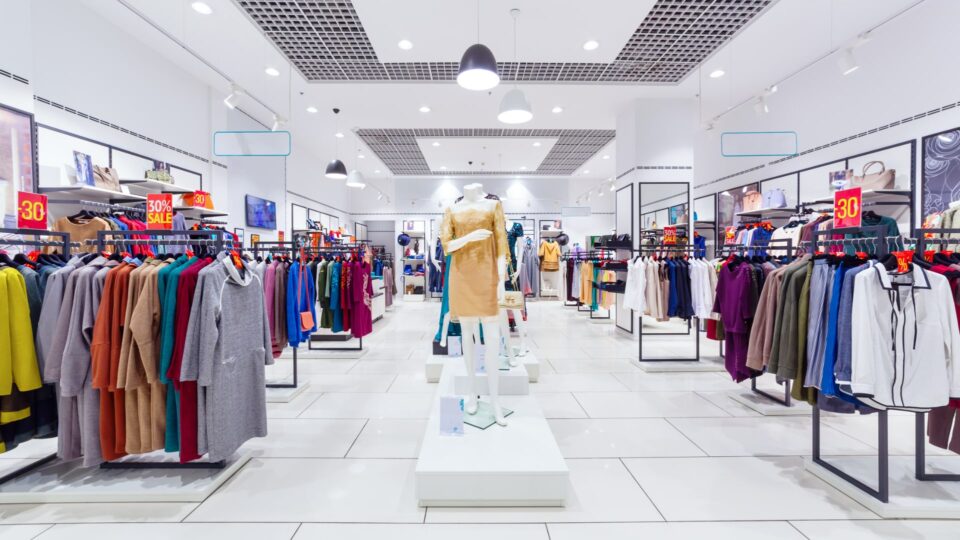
693;0;960;232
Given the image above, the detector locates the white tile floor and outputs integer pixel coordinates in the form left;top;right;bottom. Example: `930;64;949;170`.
3;300;960;538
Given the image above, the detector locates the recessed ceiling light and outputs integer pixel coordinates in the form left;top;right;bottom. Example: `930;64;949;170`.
552;106;563;114
602;155;610;160
264;67;280;77
582;40;599;51
532;141;541;147
769;84;779;93
439;166;447;170
583;170;590;174
398;39;413;50
519;166;527;171
419;105;431;113
709;69;725;79
432;141;440;147
306;106;318;113
335;132;344;138
191;2;212;15
357;153;365;159
374;169;381;174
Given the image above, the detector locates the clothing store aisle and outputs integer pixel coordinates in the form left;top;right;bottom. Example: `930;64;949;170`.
2;301;959;539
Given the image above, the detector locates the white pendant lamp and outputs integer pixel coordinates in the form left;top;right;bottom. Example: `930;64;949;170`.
345;170;367;189
457;0;499;91
325;108;347;179
497;9;532;125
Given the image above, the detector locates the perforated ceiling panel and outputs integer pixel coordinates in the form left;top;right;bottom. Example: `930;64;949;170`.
237;0;774;84
356;128;615;176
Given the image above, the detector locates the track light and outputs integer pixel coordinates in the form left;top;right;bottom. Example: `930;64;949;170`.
377;192;383;200
753;96;769;115
223;83;244;109
270;114;286;132
609;182;616;192
838;48;859;76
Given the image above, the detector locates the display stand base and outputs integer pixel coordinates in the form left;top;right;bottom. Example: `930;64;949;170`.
727;389;810;416
427;352;540;383
415;358;568;507
805;455;960;518
632;358;724;373
0;452;251;503
453;361;530;396
265;380;311;403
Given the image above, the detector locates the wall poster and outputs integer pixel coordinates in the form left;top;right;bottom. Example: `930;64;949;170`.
923;127;960;221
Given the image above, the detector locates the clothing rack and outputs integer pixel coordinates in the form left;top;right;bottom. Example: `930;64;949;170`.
916;228;960;253
53;199;147;216
632;245;702;362
0;229;72;486
563;250;616;313
304;246;366;353
248;242;305;390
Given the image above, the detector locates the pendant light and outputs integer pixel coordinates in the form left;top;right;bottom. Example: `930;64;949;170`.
498;9;532;124
457;0;499;91
345;170;366;189
325;108;347;179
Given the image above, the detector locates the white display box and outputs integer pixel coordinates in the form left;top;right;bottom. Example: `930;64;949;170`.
453;360;530;396
415;358;568;507
426;351;540;383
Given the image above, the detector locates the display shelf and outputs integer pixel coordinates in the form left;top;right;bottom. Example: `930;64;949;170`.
802;189;912;206
120;178;194;194
174;206;229;218
694;220;716;227
735;206;797;218
39;184;147;204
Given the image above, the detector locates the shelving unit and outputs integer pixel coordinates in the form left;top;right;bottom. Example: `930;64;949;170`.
734;206;797;219
802;188;911;206
120;178;194;194
174;206;229;218
39;184;146;204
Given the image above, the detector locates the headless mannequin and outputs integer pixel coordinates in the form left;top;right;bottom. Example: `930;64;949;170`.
442;183;508;426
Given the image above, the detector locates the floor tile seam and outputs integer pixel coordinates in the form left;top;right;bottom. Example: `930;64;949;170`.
617;457;667;522
342;418;370;458
28;523;54;539
292;393;325;419
690;391;737;417
17;518;907;527
567;393;591;418
786;520;813;540
289;522;304;540
659;417;710;457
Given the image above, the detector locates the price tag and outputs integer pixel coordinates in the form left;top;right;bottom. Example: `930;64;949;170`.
17;192;48;230
834;187;862;228
893;250;913;273
439;396;465;437
147;193;173;230
192;190;209;208
663;226;677;245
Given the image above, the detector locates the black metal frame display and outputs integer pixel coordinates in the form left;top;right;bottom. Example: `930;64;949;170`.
0;229;69;484
614;183;635;334
920;125;960;224
633;244;701;363
0;102;39;195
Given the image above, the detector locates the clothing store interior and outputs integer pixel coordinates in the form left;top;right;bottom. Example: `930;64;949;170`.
2;0;960;538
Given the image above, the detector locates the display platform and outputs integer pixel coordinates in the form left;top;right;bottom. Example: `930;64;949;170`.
426;351;540;383
265;380;311;403
805;455;960;518
453;360;530;396
727;389;811;416
0;452;251;503
415;358;568;507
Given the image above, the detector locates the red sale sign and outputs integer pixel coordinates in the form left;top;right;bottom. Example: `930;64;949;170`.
17;191;48;230
834;187;862;228
147;193;173;230
663;226;677;245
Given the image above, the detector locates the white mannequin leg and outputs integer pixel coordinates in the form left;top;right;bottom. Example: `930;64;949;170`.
479;315;507;426
439;313;451;346
460;319;479;415
498;310;517;367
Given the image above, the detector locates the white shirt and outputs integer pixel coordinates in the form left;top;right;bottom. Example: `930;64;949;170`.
623;258;646;313
851;264;960;410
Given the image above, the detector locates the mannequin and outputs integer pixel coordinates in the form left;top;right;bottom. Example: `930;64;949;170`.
439;183;509;426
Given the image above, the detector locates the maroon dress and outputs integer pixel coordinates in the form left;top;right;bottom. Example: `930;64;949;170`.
350;261;373;338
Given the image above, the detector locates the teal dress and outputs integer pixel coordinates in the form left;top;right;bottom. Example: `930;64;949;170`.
159;255;195;452
330;261;344;332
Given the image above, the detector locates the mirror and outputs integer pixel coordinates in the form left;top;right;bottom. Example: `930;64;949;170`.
640;182;690;247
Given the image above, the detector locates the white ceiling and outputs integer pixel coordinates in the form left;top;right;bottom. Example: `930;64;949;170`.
79;0;918;184
354;0;656;64
416;137;558;173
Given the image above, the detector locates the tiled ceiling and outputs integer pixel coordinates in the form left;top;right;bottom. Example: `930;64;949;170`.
236;0;775;84
356;128;615;176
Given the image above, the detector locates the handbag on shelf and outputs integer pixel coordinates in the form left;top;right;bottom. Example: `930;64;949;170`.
93;165;122;192
851;161;895;190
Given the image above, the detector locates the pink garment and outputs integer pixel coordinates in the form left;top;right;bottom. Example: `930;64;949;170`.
264;260;279;358
351;260;373;338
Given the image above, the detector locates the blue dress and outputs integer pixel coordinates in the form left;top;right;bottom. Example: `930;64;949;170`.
330;261;344;333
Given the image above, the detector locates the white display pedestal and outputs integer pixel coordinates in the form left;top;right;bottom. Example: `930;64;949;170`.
265;380;311;403
427;352;540;383
453;361;529;396
0;453;251;503
415;358;568;507
805;455;960;518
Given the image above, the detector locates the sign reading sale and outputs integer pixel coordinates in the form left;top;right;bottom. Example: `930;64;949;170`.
663;226;677;245
834;186;862;228
17;191;48;230
147;193;173;230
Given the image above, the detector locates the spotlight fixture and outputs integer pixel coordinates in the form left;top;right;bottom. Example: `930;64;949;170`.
264;67;280;77
223;83;244;109
270;114;286;132
609;182;616;192
709;69;725;79
325;108;347;180
838;48;859;76
769;84;779;93
398;39;413;50
345;170;366;189
306;106;318;113
753;96;769;115
419;105;431;113
552;106;563;114
597;188;603;197
377;192;384;200
191;1;212;15
582;40;599;51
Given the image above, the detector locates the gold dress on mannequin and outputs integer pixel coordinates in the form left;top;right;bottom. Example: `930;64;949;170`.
440;200;510;318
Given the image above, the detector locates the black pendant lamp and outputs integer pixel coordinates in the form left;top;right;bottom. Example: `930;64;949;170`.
457;0;499;91
325;108;347;180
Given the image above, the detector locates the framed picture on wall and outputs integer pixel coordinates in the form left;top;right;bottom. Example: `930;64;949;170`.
250;233;260;247
233;227;245;250
922;127;960;221
0;103;37;224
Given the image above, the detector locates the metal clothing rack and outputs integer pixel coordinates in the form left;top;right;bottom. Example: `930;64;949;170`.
633;244;702;362
562;250;616;313
0;229;72;486
54;199;147;216
302;245;366;353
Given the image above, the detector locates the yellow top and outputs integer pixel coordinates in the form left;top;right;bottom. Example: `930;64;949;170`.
440;199;510;318
0;267;42;397
539;240;561;271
